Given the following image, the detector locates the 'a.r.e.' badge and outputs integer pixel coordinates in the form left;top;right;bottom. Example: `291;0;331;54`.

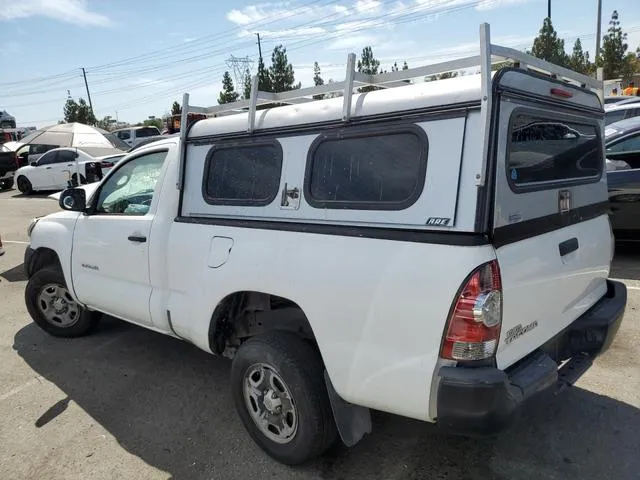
426;217;451;226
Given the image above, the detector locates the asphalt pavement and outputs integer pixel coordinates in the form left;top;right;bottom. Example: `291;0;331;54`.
0;187;639;480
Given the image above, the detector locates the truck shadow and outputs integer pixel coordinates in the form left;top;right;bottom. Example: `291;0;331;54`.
0;262;27;282
611;243;640;281
13;319;640;480
10;190;57;199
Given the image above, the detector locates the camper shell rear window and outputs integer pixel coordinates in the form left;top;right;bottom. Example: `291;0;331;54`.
507;111;603;192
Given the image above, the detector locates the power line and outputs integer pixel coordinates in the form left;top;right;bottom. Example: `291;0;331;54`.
2;0;473;99
86;0;338;73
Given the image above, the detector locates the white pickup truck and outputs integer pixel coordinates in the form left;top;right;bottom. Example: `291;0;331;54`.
24;26;627;466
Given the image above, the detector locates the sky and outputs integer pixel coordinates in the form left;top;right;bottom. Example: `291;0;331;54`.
1;0;639;128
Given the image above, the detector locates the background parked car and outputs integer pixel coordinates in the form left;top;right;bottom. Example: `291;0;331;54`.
15;147;124;194
605;117;640;243
605;103;640;125
0;143;18;190
128;133;178;152
604;95;640;105
112;126;161;148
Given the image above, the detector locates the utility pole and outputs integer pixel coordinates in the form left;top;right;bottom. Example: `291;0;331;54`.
255;33;263;63
595;0;603;63
548;0;551;19
81;67;95;124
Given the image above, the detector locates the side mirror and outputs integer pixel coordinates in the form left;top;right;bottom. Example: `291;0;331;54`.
59;188;87;212
30;161;37;167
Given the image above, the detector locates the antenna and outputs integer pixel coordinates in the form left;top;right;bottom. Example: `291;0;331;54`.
226;55;255;88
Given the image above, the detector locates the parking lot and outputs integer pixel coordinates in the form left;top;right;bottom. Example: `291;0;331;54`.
0;187;638;480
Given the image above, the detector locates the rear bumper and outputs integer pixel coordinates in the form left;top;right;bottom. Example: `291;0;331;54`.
436;279;627;436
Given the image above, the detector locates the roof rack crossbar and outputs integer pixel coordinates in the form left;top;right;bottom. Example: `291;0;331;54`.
177;22;603;189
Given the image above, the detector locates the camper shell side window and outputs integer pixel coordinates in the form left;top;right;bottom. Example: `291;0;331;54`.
304;125;428;211
202;140;283;207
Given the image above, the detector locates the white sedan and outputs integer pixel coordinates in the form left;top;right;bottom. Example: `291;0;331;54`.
15;147;124;194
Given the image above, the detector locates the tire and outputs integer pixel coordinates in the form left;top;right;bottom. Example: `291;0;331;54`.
25;267;101;337
231;331;337;465
0;178;14;191
17;176;32;194
70;174;86;187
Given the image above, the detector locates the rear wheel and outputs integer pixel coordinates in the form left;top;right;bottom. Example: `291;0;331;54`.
25;267;101;337
231;331;337;465
17;176;32;194
0;178;13;191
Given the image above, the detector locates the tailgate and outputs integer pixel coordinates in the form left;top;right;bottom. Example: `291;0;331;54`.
490;71;611;369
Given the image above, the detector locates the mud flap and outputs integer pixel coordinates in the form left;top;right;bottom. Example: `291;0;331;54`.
324;371;372;447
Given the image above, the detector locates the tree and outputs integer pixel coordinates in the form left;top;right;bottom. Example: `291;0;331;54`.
63;98;79;123
391;61;399;72
63;97;95;124
313;61;324;100
568;38;591;74
76;98;96;125
491;61;513;72
171;101;181;115
427;71;459;81
402;61;409;70
243;68;252;99
257;57;272;92
620;52;640;83
143;118;163;129
218;71;240;104
357;46;381;92
600;10;629;80
269;45;299;92
95;115;115;130
530;18;569;67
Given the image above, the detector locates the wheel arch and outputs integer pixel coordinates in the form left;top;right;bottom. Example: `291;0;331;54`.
28;217;80;302
25;246;62;278
208;290;317;356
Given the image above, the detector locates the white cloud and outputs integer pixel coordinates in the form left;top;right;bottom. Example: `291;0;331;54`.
227;2;322;26
334;19;389;32
354;0;382;13
328;34;380;50
0;0;111;27
183;37;196;43
414;0;534;12
240;26;326;39
131;78;173;89
475;0;532;10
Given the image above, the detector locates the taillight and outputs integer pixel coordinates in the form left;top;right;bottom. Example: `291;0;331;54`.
550;87;573;98
440;260;502;361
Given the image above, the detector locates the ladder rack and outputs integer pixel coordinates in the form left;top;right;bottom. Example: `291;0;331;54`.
177;23;603;188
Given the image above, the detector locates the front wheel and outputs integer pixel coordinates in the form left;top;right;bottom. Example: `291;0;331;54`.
0;178;13;191
231;331;337;465
25;267;101;337
17;176;32;194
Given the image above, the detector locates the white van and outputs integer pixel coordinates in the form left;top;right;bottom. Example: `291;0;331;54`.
25;24;626;466
112;126;161;147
